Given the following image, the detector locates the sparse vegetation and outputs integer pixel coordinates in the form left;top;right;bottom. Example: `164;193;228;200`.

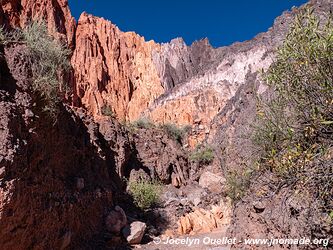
131;117;155;129
101;105;114;117
189;145;214;164
128;179;161;209
226;168;253;201
161;123;191;142
254;8;333;212
0;21;71;118
0;26;5;43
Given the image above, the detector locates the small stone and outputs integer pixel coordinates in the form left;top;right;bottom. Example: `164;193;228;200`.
0;167;5;178
122;221;146;244
194;118;201;124
253;201;266;213
193;197;201;206
171;172;180;187
24;109;34;118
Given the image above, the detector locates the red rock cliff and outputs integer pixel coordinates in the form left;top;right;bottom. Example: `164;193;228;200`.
71;13;164;121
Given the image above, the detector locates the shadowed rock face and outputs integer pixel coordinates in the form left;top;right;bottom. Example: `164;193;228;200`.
0;42;190;249
0;43;120;249
152;38;214;91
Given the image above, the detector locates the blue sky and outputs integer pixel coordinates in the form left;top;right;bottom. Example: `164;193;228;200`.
68;0;308;47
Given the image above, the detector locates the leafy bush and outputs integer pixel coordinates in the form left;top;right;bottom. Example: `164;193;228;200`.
255;8;333;159
161;123;191;142
128;179;161;209
131;117;155;129
0;21;71;117
254;8;333;212
189;145;214;164
226;169;252;201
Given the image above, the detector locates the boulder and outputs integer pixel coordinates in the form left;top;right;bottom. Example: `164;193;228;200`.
199;171;226;193
122;221;147;244
106;206;127;234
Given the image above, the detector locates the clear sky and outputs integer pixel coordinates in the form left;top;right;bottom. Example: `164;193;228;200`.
68;0;308;47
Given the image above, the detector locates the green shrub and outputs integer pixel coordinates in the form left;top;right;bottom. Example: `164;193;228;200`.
128;179;161;209
255;8;333;160
189;145;214;164
0;21;71;117
254;8;333;213
131;117;155;129
225;169;252;201
0;26;5;43
161;123;191;142
101;105;113;117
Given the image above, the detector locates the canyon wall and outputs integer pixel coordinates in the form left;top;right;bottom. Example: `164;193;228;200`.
67;2;304;147
0;0;294;142
71;13;163;121
0;1;323;146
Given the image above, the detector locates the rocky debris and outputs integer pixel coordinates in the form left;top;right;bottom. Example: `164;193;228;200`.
129;168;151;183
199;171;226;193
152;183;229;237
106;206;127;234
122;221;147;244
186;188;206;207
177;200;232;235
228;153;333;250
